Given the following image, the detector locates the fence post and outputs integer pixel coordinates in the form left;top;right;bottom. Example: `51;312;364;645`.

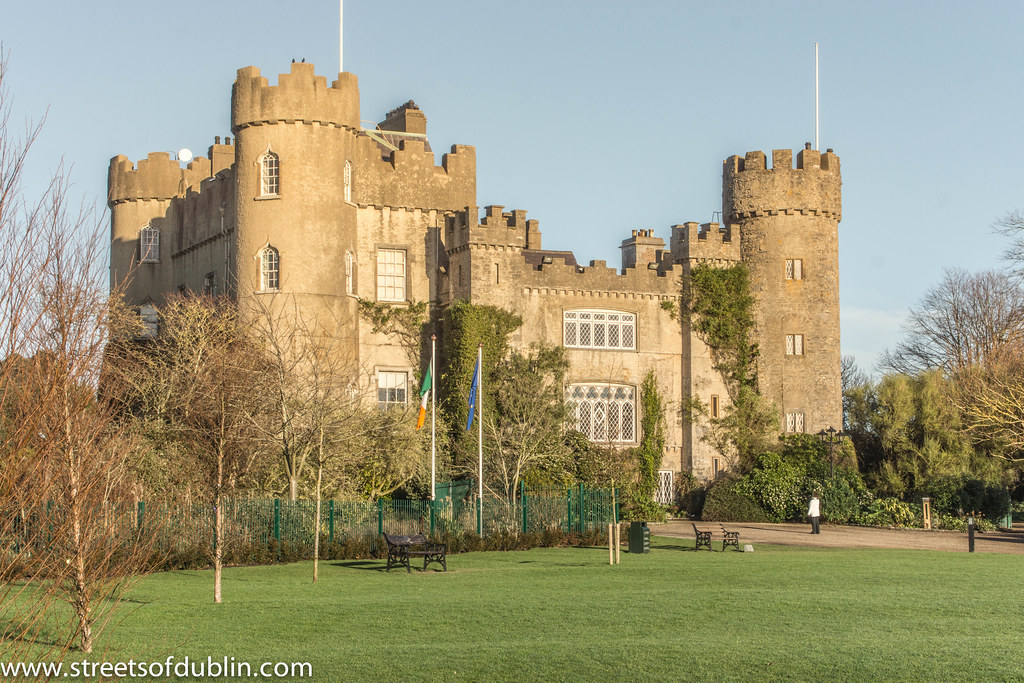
273;499;281;543
521;481;527;534
579;483;585;534
328;500;335;548
136;501;145;534
429;499;436;536
377;499;384;537
566;486;573;534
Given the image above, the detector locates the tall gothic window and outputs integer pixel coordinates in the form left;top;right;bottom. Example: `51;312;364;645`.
260;152;280;196
260;246;279;291
139;225;160;262
563;310;636;350
566;384;636;443
344;160;352;202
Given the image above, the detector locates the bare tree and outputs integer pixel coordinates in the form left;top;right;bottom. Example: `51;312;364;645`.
481;344;570;500
0;49;156;659
881;268;1024;375
251;297;365;582
106;295;265;603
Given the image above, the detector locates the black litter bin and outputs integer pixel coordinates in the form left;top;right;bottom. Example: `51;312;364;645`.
628;521;650;553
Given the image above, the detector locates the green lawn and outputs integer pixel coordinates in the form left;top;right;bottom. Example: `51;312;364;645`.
62;538;1024;680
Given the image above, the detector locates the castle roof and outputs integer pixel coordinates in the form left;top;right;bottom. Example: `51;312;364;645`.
523;249;578;269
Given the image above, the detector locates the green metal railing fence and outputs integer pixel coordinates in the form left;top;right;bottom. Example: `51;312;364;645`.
4;486;619;559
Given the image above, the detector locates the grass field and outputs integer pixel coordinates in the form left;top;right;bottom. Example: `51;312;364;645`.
55;537;1024;680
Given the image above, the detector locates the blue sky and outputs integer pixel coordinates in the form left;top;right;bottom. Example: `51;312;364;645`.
5;1;1022;372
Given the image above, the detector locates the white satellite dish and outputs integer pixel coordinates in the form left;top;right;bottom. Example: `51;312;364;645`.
177;148;193;163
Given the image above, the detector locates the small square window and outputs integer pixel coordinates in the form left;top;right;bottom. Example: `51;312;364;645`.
377;371;408;409
786;334;805;356
786;259;803;280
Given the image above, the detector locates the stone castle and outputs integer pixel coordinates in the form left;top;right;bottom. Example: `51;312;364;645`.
108;62;842;500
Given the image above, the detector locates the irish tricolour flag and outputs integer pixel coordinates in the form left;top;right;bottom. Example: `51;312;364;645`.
416;361;432;430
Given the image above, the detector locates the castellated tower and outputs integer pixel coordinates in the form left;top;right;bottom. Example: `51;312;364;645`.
231;63;362;342
723;147;842;436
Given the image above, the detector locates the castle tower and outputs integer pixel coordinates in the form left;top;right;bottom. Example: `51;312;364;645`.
230;62;362;338
723;146;842;436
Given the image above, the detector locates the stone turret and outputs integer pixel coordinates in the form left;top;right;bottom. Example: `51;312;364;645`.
723;145;842;435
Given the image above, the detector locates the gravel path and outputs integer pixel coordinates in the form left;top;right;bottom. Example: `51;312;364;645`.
649;520;1024;554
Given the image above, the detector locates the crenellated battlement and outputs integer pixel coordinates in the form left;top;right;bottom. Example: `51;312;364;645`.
356;138;476;211
670;222;741;265
445;205;540;251
723;146;841;221
108;152;214;206
724;146;839;174
519;249;678;293
231;62;360;132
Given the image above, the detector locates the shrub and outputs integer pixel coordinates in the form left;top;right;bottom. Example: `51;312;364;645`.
816;477;862;524
858;497;915;527
735;452;804;522
935;514;995;532
700;478;770;522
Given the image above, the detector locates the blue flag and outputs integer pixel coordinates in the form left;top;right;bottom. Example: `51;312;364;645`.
466;358;479;430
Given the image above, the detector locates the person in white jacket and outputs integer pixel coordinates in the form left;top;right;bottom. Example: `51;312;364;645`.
808;493;821;534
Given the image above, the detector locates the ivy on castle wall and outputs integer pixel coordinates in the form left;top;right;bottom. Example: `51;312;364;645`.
686;263;777;470
358;299;429;378
439;301;523;463
624;371;667;520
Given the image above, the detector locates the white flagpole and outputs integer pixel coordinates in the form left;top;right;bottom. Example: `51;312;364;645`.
339;0;344;73
477;344;483;535
814;42;819;150
430;334;436;501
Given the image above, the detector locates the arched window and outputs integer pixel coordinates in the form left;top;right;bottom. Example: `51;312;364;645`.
566;383;636;443
260;246;279;291
139;225;160;262
563;310;635;350
139;303;158;338
345;251;354;295
343;160;352;202
260;151;280;196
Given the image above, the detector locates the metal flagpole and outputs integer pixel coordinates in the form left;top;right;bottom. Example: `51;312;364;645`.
477;344;483;536
339;0;344;73
814;42;819;150
430;334;436;501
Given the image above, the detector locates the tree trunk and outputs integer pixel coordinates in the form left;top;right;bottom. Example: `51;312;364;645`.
214;441;224;604
313;464;322;584
214;489;223;604
65;401;93;653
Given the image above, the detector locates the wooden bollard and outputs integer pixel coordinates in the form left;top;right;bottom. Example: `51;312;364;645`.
609;524;614;565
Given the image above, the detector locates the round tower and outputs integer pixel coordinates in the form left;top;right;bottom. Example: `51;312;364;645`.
722;146;842;435
231;62;361;336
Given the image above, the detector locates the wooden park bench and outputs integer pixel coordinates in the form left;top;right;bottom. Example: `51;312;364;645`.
383;533;447;573
720;525;741;552
692;523;713;551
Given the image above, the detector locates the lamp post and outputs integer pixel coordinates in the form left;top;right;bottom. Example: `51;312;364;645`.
817;426;847;480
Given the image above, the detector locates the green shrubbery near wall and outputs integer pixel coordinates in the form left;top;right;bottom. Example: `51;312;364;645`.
700;478;770;523
154;527;610;571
